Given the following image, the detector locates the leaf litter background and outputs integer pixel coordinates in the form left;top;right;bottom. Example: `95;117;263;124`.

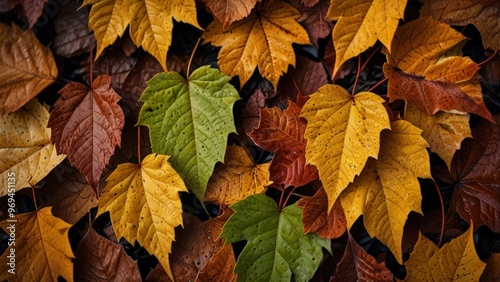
0;0;499;281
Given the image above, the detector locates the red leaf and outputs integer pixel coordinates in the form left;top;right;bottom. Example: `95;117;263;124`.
48;75;125;195
0;0;47;28
241;89;267;134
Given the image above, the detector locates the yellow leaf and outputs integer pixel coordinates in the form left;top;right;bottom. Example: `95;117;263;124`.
300;84;390;211
326;0;407;76
404;101;472;169
341;120;432;265
202;0;310;88
83;0;201;70
97;153;187;281
0;23;58;114
0;207;74;282
205;144;271;206
405;226;486;281
0;100;66;197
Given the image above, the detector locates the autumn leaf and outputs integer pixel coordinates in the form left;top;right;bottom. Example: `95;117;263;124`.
421;0;499;51
48;75;125;194
138;66;240;202
383;17;494;123
290;0;334;47
221;194;330;281
0;100;66;196
82;0;201;70
0;207;74;282
405;226;486;280
0;23;58;114
249;99;318;187
0;0;47;28
325;0;407;76
205;144;271;206
331;234;392;281
340;120;432;264
241;89;267;133
197;245;236;282
205;0;257;29
300;84;390;211
404;101;472;169
203;0;311;88
74;227;142;281
481;253;500;282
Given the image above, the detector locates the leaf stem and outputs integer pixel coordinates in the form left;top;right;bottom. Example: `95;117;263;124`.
352;55;362;96
360;45;382;74
478;50;499;67
367;77;388;93
137;125;141;163
31;183;38;211
432;181;445;247
89;45;93;86
187;37;202;77
282;186;299;208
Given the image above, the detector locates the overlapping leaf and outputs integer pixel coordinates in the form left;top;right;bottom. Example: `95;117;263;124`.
48;75;124;194
0;23;58;114
326;0;407;76
83;0;201;70
138;66;240;202
300;84;390;211
205;0;257;29
97;153;188;280
0;207;74;282
205;145;271;206
0;0;47;28
340;120;432;264
481;253;500;281
249;99;318;188
197;245;236;282
405;227;486;280
221;194;330;281
0;100;66;196
290;0;334;46
203;0;310;87
383;17;494;123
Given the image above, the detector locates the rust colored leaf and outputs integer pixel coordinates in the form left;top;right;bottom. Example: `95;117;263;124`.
205;145;271;206
48;75;125;194
205;0;257;29
0;23;58;114
241;89;267;134
421;0;499;51
435;116;500;232
384;17;494;123
249;100;318;187
74;227;141;281
331;234;393;282
197;245;236;282
481;253;500;282
297;187;347;239
290;0;334;46
0;0;47;28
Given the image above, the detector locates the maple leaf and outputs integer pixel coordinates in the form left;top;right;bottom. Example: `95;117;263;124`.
405;227;486;280
325;0;407;76
202;0;311;88
404;101;472;169
421;0;499;51
197;245;236;282
138;66;240;202
205;144;271;206
0;207;74;281
74;227;142;281
0;100;66;196
249;100;318;187
82;0;201;70
205;0;257;29
331;234;393;281
0;23;58;114
383;17;494;123
48;75;125;194
0;0;47;28
300;84;390;211
434;116;500;232
97;153;188;280
340;120;432;264
221;194;330;281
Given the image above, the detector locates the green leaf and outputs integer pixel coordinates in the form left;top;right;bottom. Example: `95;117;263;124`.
138;66;240;201
222;194;330;282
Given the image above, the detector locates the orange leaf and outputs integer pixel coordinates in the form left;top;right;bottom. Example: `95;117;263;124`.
197;245;236;282
205;0;257;29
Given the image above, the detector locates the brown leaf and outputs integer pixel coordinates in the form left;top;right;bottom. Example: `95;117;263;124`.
481;253;500;282
74;227;141;281
241;89;267;134
48;75;125;194
480;51;500;84
331;234;393;282
298;187;346;239
290;0;333;46
53;1;95;57
205;0;257;29
197;245;236;282
0;0;47;28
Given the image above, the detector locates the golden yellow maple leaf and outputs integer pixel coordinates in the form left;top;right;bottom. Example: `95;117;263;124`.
0;23;58;114
404;101;472;169
202;0;310;88
0;207;74;282
0;100;66;197
405;226;486;281
97;153;188;280
205;144;271;206
300;84;390;211
83;0;201;70
340;120;432;265
326;0;407;76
